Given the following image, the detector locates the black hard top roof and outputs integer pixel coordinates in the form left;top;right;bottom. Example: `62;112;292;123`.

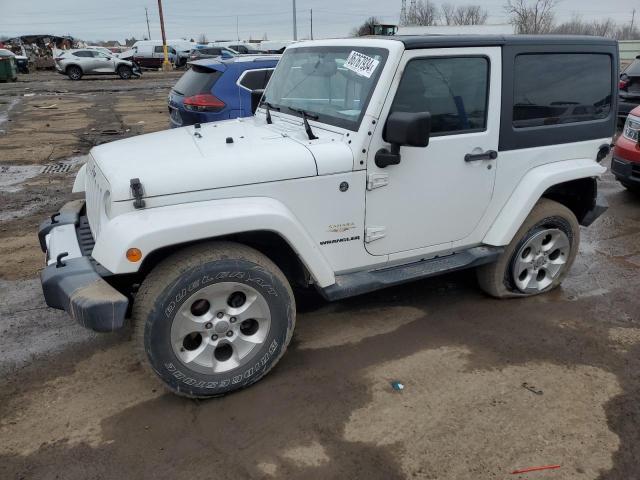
377;34;618;49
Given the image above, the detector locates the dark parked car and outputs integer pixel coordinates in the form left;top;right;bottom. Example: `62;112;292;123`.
0;48;28;73
619;55;640;122
189;47;236;62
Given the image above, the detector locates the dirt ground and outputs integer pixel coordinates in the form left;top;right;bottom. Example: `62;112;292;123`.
1;71;640;480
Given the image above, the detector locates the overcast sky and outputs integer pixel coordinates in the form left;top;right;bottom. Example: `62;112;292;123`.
0;0;637;42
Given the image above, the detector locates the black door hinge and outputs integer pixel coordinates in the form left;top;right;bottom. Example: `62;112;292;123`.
130;178;146;209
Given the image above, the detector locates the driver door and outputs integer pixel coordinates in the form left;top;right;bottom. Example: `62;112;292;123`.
364;47;501;256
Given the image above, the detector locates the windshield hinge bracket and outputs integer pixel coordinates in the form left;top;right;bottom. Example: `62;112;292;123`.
365;226;386;243
367;173;389;191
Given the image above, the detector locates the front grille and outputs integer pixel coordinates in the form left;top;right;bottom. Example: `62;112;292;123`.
84;157;110;239
75;213;112;277
76;214;95;257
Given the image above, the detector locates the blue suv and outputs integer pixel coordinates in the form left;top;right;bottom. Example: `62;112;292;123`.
168;56;279;127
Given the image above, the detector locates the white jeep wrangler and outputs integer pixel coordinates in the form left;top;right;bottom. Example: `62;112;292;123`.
39;35;616;397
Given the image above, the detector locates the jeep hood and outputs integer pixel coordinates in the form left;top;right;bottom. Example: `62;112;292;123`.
90;118;319;201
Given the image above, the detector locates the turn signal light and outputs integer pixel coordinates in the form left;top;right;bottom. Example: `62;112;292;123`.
126;248;143;262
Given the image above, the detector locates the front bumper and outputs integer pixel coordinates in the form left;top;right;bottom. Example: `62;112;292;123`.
611;155;640;187
39;200;128;332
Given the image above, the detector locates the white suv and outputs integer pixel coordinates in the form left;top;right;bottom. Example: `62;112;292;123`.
39;35;616;397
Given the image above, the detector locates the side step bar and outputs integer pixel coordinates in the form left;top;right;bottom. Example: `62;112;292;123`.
318;246;503;301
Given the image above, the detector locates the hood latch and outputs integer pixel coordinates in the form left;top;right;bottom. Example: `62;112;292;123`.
130;178;146;209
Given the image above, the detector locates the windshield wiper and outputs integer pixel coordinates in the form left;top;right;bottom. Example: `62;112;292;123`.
260;100;280;124
288;107;319;140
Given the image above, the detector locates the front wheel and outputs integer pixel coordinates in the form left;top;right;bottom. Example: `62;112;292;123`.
133;242;296;398
621;181;640;194
117;65;133;79
477;199;579;298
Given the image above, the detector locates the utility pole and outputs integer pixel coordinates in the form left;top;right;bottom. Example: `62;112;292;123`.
632;9;636;31
292;0;297;41
157;0;171;70
310;9;313;40
145;7;151;40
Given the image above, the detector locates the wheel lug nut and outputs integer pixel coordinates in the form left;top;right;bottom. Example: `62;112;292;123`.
230;317;237;323
216;312;224;319
211;334;218;340
226;331;233;337
205;322;213;329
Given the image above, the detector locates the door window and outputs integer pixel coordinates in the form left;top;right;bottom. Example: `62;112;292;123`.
513;54;612;128
390;56;489;135
72;50;93;57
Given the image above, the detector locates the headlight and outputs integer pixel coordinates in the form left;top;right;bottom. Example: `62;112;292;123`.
623;115;640;142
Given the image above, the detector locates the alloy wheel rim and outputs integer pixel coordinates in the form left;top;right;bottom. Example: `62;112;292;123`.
171;282;271;375
512;228;570;293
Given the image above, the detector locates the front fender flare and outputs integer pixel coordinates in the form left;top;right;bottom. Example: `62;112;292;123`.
483;159;606;246
91;197;336;287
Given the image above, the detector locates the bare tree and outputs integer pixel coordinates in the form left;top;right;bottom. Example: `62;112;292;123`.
441;3;456;25
553;14;625;38
617;24;640;40
351;16;382;36
504;0;556;34
452;5;489;25
197;33;208;44
403;0;440;26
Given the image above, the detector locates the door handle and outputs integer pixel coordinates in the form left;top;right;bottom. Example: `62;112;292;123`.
465;150;498;162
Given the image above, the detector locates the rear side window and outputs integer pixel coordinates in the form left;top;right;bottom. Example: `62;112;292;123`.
202;48;221;55
513;54;612;128
390;56;489;135
239;69;273;91
172;66;222;96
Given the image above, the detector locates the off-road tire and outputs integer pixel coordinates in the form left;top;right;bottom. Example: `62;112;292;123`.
66;65;82;80
476;199;580;298
117;65;133;79
132;241;296;398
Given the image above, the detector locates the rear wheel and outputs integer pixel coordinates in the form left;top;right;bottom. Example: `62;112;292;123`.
133;242;296;398
117;65;133;79
477;199;579;298
66;65;82;80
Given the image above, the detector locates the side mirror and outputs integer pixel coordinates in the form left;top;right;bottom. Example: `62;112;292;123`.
251;89;265;114
375;111;431;168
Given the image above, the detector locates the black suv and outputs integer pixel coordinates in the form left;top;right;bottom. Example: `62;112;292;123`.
619;55;640;123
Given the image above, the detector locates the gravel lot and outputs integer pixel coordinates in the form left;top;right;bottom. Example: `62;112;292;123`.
1;71;639;480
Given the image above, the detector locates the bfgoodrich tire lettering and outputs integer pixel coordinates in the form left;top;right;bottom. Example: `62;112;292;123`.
133;242;295;398
476;199;580;298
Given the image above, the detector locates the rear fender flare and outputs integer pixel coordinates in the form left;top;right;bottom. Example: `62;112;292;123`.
483;159;606;246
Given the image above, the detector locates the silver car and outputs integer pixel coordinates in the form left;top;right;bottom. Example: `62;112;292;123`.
54;49;140;80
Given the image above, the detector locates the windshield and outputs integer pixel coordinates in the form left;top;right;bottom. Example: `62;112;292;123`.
263;46;388;130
